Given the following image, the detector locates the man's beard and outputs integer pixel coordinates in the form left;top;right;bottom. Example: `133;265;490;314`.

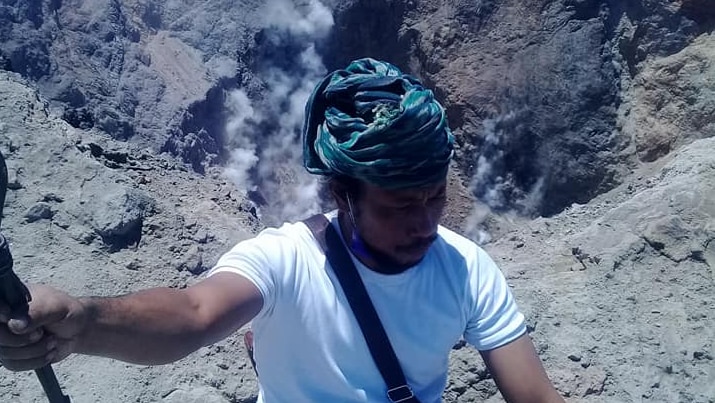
351;229;437;275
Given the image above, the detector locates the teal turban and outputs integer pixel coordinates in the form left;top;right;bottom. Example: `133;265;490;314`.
302;58;454;189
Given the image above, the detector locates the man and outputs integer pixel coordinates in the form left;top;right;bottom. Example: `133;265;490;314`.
0;59;564;402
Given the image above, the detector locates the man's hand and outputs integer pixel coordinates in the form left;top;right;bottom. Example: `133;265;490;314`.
0;284;86;371
481;333;565;403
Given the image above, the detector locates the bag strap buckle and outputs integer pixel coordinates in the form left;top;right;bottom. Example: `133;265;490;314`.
387;385;415;402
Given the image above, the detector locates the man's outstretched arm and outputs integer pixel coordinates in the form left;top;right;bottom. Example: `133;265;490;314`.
0;272;262;370
480;333;565;403
76;272;263;364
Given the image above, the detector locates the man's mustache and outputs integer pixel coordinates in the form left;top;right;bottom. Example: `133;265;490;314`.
399;234;438;251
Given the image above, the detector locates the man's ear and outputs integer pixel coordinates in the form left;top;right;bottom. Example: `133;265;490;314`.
329;180;350;212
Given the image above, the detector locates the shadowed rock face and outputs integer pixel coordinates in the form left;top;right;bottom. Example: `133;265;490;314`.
681;0;715;26
0;0;260;148
0;0;142;138
321;0;710;216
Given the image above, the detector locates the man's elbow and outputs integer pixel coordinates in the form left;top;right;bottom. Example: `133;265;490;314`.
186;273;264;347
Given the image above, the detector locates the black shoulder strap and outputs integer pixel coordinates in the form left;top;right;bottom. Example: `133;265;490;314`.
0;151;8;228
303;214;329;251
303;214;420;403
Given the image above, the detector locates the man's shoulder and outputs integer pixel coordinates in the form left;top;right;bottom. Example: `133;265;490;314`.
434;225;499;273
212;216;321;277
228;218;315;253
436;225;479;253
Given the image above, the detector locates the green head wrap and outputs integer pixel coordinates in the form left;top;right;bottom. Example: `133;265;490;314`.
303;58;454;189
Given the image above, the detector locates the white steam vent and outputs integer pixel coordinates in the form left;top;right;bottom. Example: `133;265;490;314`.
223;0;333;226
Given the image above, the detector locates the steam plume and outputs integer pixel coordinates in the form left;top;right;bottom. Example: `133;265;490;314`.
464;110;545;242
223;0;333;226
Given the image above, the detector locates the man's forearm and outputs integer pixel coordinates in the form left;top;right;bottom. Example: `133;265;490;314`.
481;334;565;403
75;287;207;365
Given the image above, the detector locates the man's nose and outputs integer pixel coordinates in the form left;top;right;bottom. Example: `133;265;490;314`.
408;206;437;237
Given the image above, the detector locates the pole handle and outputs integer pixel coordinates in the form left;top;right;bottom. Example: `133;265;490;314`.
35;365;71;403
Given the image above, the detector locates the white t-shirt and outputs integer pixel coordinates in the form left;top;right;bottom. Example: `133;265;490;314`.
209;212;525;403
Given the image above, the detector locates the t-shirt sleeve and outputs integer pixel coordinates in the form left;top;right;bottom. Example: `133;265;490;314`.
207;227;295;319
464;247;527;351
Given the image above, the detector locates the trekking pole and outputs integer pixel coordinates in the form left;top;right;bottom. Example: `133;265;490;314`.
0;152;71;402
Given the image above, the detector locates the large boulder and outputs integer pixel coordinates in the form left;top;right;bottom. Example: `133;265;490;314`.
82;186;155;251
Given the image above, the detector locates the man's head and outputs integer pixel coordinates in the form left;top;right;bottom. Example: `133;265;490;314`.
303;58;454;268
328;175;447;268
